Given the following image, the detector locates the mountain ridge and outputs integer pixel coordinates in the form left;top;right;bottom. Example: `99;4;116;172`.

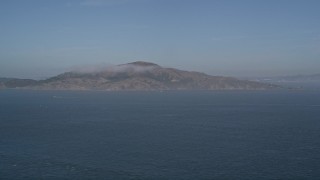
1;61;278;90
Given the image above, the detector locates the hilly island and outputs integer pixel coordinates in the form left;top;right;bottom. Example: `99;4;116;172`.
0;61;278;90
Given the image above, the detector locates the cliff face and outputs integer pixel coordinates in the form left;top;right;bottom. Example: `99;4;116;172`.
32;61;277;90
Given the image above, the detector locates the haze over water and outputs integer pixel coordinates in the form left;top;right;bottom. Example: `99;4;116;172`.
1;0;320;179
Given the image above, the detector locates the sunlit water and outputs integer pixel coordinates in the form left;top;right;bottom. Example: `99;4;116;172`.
1;90;320;179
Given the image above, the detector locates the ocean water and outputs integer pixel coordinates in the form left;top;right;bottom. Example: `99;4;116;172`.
0;90;320;179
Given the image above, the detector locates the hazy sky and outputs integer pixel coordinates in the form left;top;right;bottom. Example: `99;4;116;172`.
1;0;320;79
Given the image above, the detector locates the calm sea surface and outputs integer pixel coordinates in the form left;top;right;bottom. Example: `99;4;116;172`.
0;90;320;179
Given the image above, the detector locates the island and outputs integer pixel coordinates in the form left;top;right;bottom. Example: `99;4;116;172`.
0;61;278;90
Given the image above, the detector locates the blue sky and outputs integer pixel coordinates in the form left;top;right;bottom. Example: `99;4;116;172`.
1;0;319;79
